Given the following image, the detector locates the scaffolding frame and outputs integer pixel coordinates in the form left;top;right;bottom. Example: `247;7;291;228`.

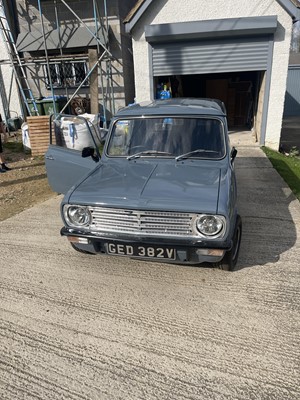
0;0;116;127
0;0;39;122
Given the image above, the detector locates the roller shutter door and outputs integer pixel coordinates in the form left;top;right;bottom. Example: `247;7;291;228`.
152;36;270;76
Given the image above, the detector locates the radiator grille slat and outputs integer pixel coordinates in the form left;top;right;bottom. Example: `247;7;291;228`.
88;207;196;237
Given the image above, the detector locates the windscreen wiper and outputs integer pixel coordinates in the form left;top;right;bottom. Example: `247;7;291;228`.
127;151;172;160
175;149;219;162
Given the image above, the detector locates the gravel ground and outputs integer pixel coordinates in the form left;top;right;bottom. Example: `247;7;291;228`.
0;136;55;221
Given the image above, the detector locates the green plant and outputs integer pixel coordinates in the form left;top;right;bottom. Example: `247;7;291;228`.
289;146;299;158
262;147;300;201
4;140;24;153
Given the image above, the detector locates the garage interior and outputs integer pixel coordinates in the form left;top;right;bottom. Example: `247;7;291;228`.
154;70;266;138
146;17;279;145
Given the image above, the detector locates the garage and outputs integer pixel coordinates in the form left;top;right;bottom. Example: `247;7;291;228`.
125;0;300;150
154;71;263;130
145;17;276;141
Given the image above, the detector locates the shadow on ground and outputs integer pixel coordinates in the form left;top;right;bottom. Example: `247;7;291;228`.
235;154;297;270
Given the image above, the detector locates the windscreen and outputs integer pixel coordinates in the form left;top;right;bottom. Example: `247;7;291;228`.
107;117;226;159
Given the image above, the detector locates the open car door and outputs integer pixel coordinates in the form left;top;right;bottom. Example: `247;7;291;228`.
45;115;101;194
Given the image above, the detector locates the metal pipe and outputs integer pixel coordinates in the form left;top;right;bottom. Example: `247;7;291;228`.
37;0;57;115
93;0;107;127
103;0;115;115
96;2;107;127
58;52;107;115
0;6;37;114
60;0;112;57
54;0;62;57
92;0;100;115
5;55;89;64
99;62;107;128
54;0;69;100
95;0;107;46
104;0;109;38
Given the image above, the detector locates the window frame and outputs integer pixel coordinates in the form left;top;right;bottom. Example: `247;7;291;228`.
106;116;227;160
43;60;89;89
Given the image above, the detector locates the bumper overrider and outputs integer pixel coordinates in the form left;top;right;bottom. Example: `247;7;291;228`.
61;227;233;264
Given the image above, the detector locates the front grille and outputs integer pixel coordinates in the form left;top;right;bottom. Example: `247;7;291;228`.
88;207;197;237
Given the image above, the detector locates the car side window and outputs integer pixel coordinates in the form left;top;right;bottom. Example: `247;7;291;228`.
52;115;104;151
108;120;132;155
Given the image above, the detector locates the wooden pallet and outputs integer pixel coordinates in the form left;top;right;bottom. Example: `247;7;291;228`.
27;116;55;156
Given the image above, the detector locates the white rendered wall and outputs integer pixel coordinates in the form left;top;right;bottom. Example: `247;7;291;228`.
131;0;293;149
0;39;22;123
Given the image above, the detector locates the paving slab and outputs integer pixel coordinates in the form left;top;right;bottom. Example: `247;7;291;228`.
0;140;299;400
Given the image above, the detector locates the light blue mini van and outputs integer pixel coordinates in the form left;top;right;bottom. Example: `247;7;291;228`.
46;99;242;270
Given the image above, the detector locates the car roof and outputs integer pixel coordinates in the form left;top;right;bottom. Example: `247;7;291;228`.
115;98;227;118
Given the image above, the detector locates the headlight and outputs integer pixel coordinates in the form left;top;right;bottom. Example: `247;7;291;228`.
64;205;91;227
196;215;225;237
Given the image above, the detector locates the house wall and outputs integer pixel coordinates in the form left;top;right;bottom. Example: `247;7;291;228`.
0;0;22;122
131;0;293;150
15;0;135;114
0;36;22;123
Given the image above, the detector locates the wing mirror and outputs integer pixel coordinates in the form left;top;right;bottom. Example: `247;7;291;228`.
82;147;100;162
230;147;237;164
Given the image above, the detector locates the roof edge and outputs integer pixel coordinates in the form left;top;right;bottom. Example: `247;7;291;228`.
276;0;300;20
124;0;154;33
145;16;278;43
124;0;300;34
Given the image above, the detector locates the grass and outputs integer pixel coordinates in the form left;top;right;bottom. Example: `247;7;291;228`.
4;140;24;153
262;146;300;201
2;133;31;162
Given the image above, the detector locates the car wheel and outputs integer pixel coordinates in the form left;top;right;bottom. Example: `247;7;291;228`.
70;242;95;255
216;215;242;271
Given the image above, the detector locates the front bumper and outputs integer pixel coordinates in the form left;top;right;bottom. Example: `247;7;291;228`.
61;227;233;264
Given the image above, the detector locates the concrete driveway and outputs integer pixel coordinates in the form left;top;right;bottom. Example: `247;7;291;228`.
1;138;300;400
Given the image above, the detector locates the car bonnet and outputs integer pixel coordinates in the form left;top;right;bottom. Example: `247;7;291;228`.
67;160;223;214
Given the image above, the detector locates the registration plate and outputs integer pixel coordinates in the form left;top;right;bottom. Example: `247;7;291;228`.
106;242;176;260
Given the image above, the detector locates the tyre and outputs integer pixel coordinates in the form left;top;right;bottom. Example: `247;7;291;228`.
70;242;95;255
216;215;242;271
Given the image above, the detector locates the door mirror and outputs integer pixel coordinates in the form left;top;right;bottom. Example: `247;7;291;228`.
230;147;237;164
82;147;100;162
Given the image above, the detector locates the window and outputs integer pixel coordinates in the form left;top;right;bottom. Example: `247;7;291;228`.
43;61;89;88
107;117;226;159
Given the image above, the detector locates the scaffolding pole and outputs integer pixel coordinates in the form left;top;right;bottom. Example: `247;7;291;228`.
37;0;57;115
59;0;116;117
93;0;107;127
60;0;112;57
1;0;116;122
54;0;69;102
103;0;115;115
0;0;39;116
59;52;108;115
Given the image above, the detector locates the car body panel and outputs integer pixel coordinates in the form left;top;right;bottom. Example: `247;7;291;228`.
67;159;223;213
45;145;97;194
